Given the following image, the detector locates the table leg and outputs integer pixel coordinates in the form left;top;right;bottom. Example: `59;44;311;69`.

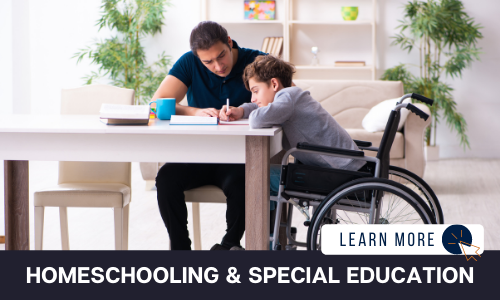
4;160;30;250
245;136;270;250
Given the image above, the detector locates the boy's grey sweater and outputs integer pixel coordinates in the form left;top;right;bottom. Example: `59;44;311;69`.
240;86;366;171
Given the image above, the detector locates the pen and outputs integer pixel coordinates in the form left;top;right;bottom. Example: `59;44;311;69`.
226;98;230;122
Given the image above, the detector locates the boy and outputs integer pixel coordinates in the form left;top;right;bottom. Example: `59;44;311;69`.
220;55;367;196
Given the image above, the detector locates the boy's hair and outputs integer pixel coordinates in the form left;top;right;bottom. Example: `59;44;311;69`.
190;21;230;57
243;55;295;90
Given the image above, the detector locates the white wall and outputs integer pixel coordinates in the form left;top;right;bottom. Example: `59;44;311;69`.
1;0;499;158
378;0;500;158
0;0;13;115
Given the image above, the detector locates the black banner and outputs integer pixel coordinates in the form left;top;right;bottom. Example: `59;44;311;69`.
1;251;498;299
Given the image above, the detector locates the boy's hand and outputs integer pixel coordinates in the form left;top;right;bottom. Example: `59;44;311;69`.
220;106;244;121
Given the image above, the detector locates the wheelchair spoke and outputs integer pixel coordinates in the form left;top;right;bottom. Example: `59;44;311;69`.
389;203;420;224
386;192;403;217
342;210;356;224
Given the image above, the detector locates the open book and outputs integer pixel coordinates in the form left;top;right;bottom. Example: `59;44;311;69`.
99;104;150;125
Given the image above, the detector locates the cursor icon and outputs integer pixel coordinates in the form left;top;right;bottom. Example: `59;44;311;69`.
459;241;481;261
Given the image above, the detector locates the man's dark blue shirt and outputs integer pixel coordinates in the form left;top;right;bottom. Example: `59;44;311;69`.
168;40;266;109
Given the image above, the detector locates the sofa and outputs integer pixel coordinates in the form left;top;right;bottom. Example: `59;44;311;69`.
139;80;430;184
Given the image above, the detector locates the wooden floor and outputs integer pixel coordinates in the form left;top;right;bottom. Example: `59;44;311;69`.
0;159;499;250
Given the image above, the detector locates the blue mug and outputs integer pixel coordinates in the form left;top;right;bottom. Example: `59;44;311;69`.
151;98;176;120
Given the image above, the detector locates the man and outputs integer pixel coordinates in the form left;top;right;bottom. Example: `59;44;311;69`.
152;21;266;250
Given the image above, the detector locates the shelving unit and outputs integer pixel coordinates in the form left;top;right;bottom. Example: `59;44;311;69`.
201;0;376;80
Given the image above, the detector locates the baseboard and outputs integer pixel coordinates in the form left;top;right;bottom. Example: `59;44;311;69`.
145;180;157;191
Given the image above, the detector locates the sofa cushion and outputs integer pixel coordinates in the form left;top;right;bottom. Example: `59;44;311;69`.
362;98;410;132
346;129;404;159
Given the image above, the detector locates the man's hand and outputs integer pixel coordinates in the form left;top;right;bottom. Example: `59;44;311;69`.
195;108;220;117
220;106;244;121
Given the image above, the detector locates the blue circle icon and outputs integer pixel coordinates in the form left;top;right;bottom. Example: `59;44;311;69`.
442;225;472;254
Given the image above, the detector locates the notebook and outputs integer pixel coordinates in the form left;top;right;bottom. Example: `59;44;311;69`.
219;119;250;125
169;115;218;125
99;104;150;125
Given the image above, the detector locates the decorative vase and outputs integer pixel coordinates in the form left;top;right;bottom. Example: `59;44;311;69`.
311;47;319;66
341;6;358;21
425;145;440;161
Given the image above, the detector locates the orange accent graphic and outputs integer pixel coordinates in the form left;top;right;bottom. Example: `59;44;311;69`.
451;233;458;239
459;241;481;262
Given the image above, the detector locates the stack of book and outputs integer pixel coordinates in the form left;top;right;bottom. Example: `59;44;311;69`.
99;103;151;125
261;37;283;57
334;61;366;67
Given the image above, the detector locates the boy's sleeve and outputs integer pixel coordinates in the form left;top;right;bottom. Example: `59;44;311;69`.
248;91;294;128
168;52;193;88
239;103;258;118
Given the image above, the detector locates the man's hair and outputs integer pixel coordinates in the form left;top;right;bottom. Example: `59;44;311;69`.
243;55;295;90
190;21;230;57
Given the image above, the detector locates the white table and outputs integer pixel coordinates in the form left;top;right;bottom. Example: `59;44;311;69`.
0;115;282;250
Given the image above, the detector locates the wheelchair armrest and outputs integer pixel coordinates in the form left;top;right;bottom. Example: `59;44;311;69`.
353;140;372;147
296;142;365;157
359;146;379;152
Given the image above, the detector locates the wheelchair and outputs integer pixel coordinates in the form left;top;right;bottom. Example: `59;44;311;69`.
269;93;443;251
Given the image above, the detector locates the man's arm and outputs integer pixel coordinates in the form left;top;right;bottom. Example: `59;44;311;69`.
150;75;196;116
150;75;220;117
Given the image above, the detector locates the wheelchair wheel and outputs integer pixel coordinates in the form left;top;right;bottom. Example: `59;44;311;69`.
389;166;444;224
306;177;435;251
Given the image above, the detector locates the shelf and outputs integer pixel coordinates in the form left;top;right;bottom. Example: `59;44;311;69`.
295;65;373;70
289;20;373;25
202;0;377;80
217;20;284;25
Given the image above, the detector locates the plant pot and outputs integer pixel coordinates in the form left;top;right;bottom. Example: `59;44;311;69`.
425;145;440;161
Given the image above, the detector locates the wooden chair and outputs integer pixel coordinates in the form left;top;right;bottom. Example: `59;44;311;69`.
34;85;134;250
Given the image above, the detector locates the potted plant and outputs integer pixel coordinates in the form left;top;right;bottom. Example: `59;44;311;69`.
74;0;172;105
381;0;482;160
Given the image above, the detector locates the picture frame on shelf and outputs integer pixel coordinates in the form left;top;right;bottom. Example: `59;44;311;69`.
244;0;276;20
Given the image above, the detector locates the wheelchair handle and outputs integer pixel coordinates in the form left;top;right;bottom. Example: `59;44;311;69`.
406;103;429;121
411;93;434;106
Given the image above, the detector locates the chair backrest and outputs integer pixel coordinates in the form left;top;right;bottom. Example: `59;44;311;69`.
61;84;135;114
292;80;404;129
59;85;134;186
